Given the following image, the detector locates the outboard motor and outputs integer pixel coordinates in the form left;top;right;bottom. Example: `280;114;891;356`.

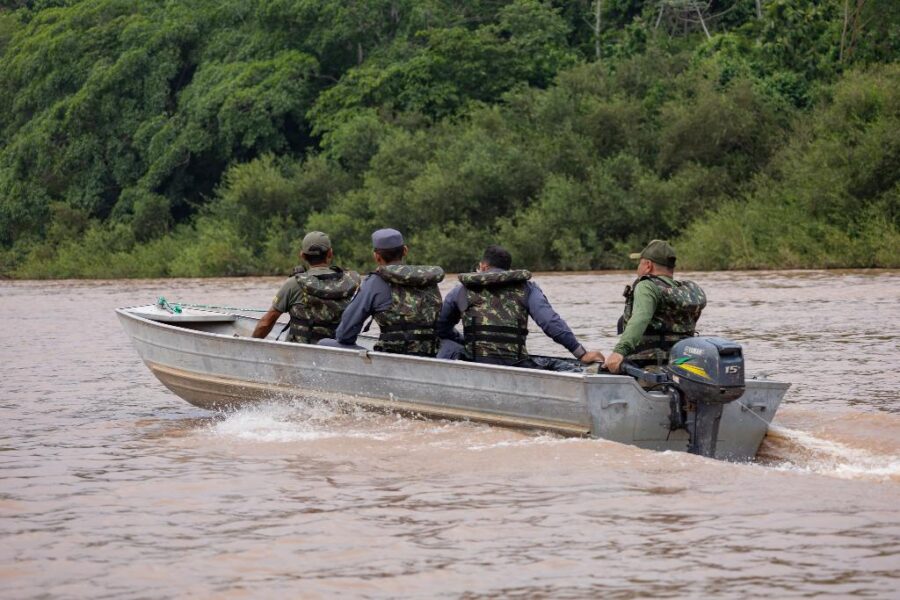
623;336;745;457
667;337;745;457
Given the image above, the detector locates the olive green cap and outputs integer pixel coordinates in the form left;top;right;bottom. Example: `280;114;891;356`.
301;231;331;254
629;239;676;268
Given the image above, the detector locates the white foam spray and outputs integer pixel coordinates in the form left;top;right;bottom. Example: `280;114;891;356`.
764;425;900;482
206;397;394;443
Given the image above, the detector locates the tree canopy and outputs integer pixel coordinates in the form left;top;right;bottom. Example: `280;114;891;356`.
1;0;897;278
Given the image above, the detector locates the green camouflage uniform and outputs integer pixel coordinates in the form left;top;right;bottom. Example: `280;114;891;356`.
459;269;531;361
287;267;360;344
373;265;444;356
616;274;706;367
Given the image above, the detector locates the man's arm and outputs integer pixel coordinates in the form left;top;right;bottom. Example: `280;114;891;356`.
252;308;283;339
436;285;465;344
252;278;294;339
334;276;391;345
605;281;659;373
526;282;589;360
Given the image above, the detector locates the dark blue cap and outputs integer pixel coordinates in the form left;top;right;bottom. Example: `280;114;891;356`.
372;228;404;250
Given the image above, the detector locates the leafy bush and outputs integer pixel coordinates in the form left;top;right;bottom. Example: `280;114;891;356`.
679;63;900;269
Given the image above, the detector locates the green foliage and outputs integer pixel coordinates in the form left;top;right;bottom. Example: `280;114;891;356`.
411;223;494;272
45;202;91;246
213;155;302;245
212;153;352;247
309;0;577;127
0;10;22;57
19;220;151;279
167;217;258;277
757;0;842;82
319;108;391;175
657;73;786;179
126;189;172;242
0;0;324;246
496;154;731;270
678;63;900;269
2;0;899;278
677;194;900;270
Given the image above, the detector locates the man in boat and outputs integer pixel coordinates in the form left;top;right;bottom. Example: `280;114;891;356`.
318;228;445;356
251;231;361;343
436;245;604;369
603;239;706;374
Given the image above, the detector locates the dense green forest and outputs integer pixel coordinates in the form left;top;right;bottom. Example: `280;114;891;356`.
0;0;897;277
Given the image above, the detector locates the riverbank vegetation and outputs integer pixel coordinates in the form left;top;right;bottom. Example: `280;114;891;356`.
1;0;897;278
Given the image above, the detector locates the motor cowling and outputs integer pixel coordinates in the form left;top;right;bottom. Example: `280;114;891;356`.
667;336;745;404
666;336;746;458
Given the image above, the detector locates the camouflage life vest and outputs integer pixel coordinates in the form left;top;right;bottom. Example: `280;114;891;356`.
620;275;706;365
459;269;531;361
288;267;361;344
373;265;444;356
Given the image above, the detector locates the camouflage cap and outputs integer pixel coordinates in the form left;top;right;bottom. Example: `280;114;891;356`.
629;239;676;268
372;228;404;250
301;231;331;254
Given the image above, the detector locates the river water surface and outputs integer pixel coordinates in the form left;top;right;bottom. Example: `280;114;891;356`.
2;270;899;598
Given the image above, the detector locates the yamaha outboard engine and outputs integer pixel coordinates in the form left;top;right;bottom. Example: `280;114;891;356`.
622;336;745;457
667;337;745;457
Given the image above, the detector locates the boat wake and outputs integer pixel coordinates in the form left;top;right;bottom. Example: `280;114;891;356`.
202;396;584;450
759;425;900;482
207;398;396;443
199;397;900;482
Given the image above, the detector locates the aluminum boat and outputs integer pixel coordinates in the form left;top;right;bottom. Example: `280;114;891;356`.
117;304;789;461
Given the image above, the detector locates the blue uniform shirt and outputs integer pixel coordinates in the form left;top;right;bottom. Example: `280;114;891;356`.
333;273;393;345
436;270;586;358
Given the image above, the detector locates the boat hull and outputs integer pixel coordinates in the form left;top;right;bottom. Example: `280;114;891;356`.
117;306;789;460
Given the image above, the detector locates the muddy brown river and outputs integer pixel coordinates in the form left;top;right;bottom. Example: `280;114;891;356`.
2;270;898;598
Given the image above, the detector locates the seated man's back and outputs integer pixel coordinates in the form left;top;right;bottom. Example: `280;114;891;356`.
319;228;444;357
437;245;603;369
252;231;359;343
370;264;444;356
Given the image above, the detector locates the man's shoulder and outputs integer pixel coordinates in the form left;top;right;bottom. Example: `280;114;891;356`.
278;276;301;293
271;276;301;310
443;282;465;304
523;280;557;320
523;279;547;301
674;276;702;289
634;278;664;299
357;272;392;297
361;271;386;287
447;281;465;294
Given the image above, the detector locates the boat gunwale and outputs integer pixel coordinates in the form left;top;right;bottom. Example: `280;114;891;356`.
116;306;609;384
116;306;790;394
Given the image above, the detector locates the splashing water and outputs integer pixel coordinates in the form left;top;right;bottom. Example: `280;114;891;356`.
762;425;900;482
205;395;900;483
207;398;395;443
